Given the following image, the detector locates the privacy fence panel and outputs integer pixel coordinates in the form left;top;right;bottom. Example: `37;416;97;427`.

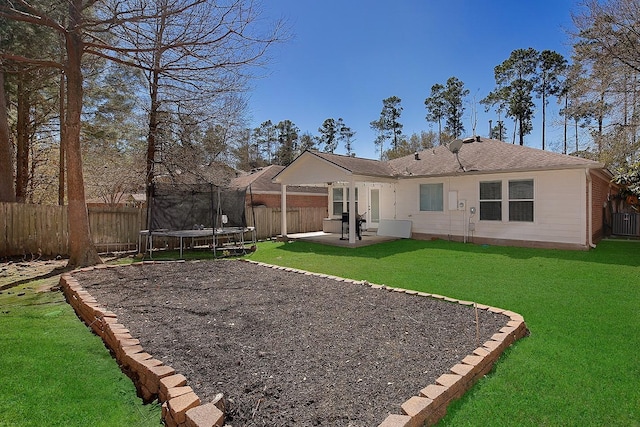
0;203;68;257
248;206;325;240
88;206;146;252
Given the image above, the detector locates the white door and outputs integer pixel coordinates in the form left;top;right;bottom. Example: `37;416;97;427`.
369;188;380;229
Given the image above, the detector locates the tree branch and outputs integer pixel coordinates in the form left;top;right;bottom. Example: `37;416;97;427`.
0;53;63;70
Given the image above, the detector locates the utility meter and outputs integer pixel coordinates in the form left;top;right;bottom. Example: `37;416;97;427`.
469;206;476;215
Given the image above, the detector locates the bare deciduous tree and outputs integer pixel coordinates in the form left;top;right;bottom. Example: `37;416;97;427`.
90;0;285;197
1;0;284;267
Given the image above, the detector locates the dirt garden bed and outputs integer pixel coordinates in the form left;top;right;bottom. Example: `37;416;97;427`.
73;260;509;426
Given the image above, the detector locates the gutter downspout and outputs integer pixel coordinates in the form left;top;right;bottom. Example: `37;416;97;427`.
586;169;596;248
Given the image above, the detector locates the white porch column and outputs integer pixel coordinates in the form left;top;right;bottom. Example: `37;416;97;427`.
281;184;288;238
348;177;356;244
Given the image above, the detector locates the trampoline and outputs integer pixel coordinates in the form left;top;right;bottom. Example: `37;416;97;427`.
140;183;257;258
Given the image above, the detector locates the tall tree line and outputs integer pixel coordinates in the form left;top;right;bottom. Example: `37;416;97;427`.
234;116;356;170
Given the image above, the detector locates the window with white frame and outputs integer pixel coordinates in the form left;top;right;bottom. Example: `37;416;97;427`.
332;187;358;216
509;180;534;222
479;181;502;221
332;187;343;216
419;183;443;211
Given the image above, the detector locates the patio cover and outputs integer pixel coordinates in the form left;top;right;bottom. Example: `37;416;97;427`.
272;150;396;244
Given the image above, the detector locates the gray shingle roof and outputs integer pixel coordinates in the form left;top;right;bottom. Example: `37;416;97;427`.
231;164;327;193
308;151;396;178
388;138;604;177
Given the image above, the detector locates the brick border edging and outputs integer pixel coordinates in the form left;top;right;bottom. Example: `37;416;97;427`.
243;260;528;427
60;262;224;427
60;260;528;427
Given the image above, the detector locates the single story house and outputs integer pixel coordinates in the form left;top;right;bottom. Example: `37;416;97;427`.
273;137;616;250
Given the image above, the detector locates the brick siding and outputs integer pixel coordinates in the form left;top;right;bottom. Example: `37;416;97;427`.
247;193;327;209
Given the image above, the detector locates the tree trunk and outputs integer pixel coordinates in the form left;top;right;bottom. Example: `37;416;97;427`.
633;75;638;146
145;69;160;227
58;71;65;205
518;115;525;146
0;70;15;202
65;0;101;268
563;95;568;154
574;118;579;153
145;6;166;222
15;73;29;202
541;90;546;150
146;77;158;201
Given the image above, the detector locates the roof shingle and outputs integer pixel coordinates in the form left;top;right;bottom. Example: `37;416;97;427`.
231;165;327;193
308;151;396;177
388;138;604;177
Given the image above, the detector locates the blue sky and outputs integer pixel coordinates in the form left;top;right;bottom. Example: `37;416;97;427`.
248;0;581;159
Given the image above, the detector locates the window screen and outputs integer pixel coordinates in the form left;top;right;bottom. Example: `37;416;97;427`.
509;180;534;222
480;181;502;221
332;187;359;216
332;188;343;216
419;183;443;211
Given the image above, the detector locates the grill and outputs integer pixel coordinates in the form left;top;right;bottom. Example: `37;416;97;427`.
341;212;366;240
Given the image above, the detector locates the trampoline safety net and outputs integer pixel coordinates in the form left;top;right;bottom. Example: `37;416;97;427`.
149;183;246;231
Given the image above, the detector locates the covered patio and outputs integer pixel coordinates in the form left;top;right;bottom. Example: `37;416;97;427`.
272;151;398;246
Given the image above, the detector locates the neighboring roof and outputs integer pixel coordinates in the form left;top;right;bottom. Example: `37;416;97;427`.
86;192;145;205
308;151;396;178
388;137;606;177
153;161;238;186
231;164;327;194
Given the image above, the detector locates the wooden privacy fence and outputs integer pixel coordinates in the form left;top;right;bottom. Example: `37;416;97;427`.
0;202;69;257
1;203;326;257
89;206;147;252
0;203;146;257
248;206;327;240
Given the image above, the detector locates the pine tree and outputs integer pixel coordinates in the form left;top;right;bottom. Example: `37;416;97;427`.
370;96;403;158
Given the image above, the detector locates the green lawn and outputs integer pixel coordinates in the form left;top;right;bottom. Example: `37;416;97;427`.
248;238;640;426
1;239;637;426
0;279;161;427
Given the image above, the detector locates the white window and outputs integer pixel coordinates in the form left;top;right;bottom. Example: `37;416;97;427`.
480;181;502;221
419;183;443;211
509;180;534;222
332;187;358;216
332;188;343;216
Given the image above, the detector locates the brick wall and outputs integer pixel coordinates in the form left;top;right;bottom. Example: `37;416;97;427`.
248;193;327;209
590;171;615;243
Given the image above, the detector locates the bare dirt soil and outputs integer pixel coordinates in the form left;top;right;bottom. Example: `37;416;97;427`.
74;260;507;427
0;258;68;291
